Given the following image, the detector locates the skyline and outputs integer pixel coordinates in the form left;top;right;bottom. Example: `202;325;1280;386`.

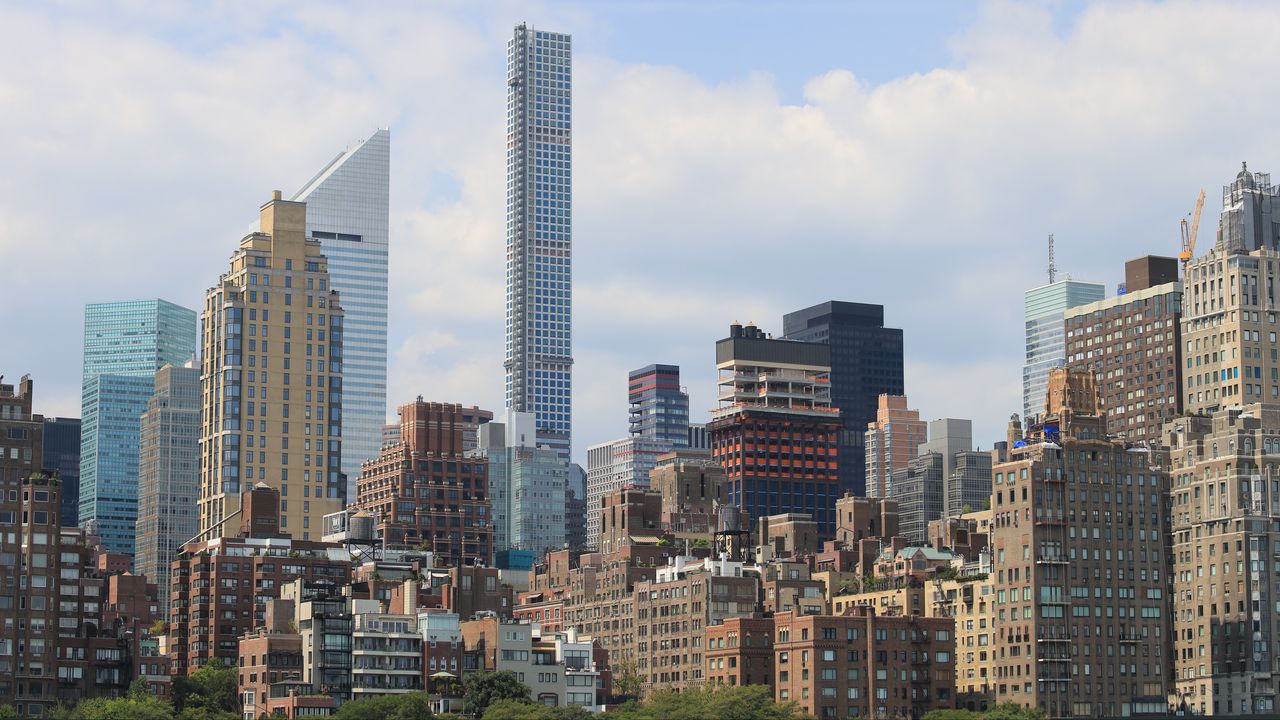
6;2;1280;463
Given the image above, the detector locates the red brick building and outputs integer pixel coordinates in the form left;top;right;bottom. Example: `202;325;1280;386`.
705;615;775;688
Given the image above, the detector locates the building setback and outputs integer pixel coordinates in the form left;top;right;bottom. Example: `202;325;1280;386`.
709;322;842;531
291;129;391;496
990;369;1169;717
1065;255;1182;444
353;399;492;566
198;192;345;542
80;299;197;556
505;23;574;459
135;364;201;619
865;394;926;499
784;301;904;497
584;435;670;549
628;364;690;447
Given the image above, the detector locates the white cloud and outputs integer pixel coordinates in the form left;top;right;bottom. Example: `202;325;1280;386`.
4;1;1280;466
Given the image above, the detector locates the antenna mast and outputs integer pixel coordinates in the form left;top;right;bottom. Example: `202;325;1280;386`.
1047;233;1057;283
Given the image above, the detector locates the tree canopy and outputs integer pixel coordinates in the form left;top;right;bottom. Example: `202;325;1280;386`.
464;671;532;719
172;658;238;715
334;691;435;720
481;699;595;720
609;685;809;720
924;704;1047;720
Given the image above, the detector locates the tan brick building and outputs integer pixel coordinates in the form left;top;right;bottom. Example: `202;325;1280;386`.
705;615;775;688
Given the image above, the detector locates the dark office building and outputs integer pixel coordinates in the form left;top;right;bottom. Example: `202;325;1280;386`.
628;364;690;447
783;301;904;496
43;416;82;528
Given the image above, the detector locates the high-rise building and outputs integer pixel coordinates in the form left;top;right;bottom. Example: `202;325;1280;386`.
1216;162;1280;254
80;299;197;556
565;462;587;550
583;435;671;549
135;363;201;618
353;399;492;566
472;412;566;558
945;450;992;518
991;369;1169;717
1021;279;1105;422
291;129;390;495
1065;256;1182;444
864;394;926;499
783;301;904;496
709;322;842;531
628;364;689;447
893;452;944;544
42;416;81;528
1167;404;1280;715
197;192;345;542
505;23;573;459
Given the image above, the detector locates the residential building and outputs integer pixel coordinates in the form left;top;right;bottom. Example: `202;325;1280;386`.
237;615;308;720
1167;404;1280;715
351;608;422;699
865;394;926;499
565;463;587;550
628;364;690;447
783;301;905;496
584;436;670;549
710;322;842;531
505;23;574;459
292;129;391;496
687;423;709;451
135;364;200;619
169;484;353;672
758;513;820;560
197;192;345;542
893;453;945;544
353;399;492;566
473;412;566;558
633;555;760;691
946;451;992;518
929;564;996;712
1065;255;1182;443
772;607;956;719
280;579;355;705
80;299;197;556
462;618;606;708
705;615;775;688
649;456;731;540
1021;279;1106;421
991;368;1169;717
41;417;81;528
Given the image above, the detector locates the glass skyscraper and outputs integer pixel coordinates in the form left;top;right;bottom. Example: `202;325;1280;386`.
79;299;197;557
1021;279;1105;421
292;128;390;497
505;23;573;459
628;364;690;447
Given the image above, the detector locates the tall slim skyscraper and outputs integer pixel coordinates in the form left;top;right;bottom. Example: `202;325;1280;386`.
783;301;904;496
80;299;197;556
292;128;390;497
864;394;925;499
198;192;345;541
505;23;573;459
42;416;81;528
1021;279;1104;421
135;363;200;619
628;364;690;447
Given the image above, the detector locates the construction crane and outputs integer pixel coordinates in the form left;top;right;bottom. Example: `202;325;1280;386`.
1180;189;1205;267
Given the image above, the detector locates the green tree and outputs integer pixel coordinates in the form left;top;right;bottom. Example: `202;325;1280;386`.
609;660;643;701
175;706;240;720
173;658;238;714
464;671;531;719
0;707;18;720
127;677;153;702
56;696;173;720
482;700;594;720
982;704;1047;720
610;685;809;720
923;710;982;720
333;691;434;720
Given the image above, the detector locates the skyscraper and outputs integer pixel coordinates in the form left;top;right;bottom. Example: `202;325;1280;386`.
80;299;197;556
505;23;573;459
135;363;200;618
42;416;81;528
628;364;690;447
473;411;566;558
584;435;671;549
198;192;345;542
292;128;390;496
783;301;904;497
864;394;925;499
1021;279;1104;421
1216;162;1280;254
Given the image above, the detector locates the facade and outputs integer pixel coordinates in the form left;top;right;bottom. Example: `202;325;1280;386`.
565;463;587;550
135;364;200;620
169;485;353;673
505;23;574;459
1065;256;1182;444
687;422;709;450
649;457;730;540
772;608;957;720
280;580;355;705
584;436;670;549
946;451;993;518
893;452;944;544
80;299;197;556
705;615;775;688
353;399;492;566
351;609;423;698
198;193;345;542
1167;404;1280;715
865;394;926;499
462;618;606;708
991;369;1169;717
628;364;689;447
41;416;81;528
292;129;391;497
1021;279;1106;421
473;413;566;558
709;322;842;531
1216;163;1280;254
930;570;997;712
783;301;904;497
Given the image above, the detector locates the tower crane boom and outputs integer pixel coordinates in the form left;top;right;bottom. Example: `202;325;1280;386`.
1180;189;1205;266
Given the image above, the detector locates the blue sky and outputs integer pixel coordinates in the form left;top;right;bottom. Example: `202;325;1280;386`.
2;0;1278;465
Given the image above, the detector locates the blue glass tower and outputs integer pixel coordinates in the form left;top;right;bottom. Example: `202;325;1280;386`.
505;23;573;459
79;299;197;557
